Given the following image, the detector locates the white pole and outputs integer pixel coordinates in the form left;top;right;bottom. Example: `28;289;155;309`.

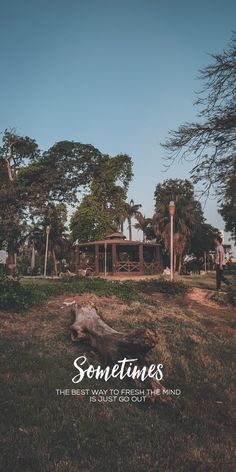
170;214;174;281
104;243;107;277
31;241;35;270
44;226;50;277
169;201;175;281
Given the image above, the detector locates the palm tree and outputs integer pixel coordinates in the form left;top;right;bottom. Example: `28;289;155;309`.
153;186;203;273
133;212;152;242
122;199;142;240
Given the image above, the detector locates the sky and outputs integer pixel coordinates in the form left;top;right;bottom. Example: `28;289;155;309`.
0;0;235;248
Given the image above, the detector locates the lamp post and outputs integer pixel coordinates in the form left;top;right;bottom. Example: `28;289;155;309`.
44;225;50;277
169;201;175;281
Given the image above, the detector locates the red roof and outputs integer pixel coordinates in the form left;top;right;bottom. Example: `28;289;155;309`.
105;232;126;240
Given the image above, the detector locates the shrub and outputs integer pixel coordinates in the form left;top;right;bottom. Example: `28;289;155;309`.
0;275;45;312
0;275;189;313
227;286;236;307
125;277;189;295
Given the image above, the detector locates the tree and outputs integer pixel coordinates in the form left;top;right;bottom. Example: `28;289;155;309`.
70;194;117;242
219;174;236;242
0;129;108;270
0;130;40;268
153;179;204;273
189;223;219;259
70;154;133;242
30;203;69;276
123;199;142;240
162;33;236;196
133;212;152;242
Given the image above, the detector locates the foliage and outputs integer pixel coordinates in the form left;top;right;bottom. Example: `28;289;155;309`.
188;222;219;258
122;199;142;240
126;277;189;295
29;203;70;275
227;283;236;307
133;212;152;242
162;32;236;196
0;276;189;312
153;179;204;271
219;174;236;242
0;275;45;312
0;130;104;263
70;154;133;242
70;193;117;242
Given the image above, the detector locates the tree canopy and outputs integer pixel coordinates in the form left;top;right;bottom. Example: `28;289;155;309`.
162;33;236;196
0;129;132;268
153;179;205;272
70;154;133;242
219;174;236;242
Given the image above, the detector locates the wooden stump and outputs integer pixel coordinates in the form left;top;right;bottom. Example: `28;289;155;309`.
70;303;171;403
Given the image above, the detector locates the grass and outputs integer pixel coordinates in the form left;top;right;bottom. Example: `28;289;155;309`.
0;275;189;312
0;273;235;470
180;271;235;291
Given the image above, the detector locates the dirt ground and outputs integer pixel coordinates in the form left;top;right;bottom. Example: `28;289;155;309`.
1;285;235;472
1;287;235;342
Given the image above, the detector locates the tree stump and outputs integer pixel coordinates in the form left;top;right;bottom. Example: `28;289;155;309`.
70;303;171;403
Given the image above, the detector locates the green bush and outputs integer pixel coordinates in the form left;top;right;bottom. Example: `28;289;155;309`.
0;275;189;313
0;276;45;312
227;286;236;307
125;277;189;295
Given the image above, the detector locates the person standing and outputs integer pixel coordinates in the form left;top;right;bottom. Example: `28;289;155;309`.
0;245;8;275
214;236;229;291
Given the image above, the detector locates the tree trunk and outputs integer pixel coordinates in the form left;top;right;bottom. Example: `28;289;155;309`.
128;217;132;240
174;252;177;273
52;249;58;276
70;303;171;403
7;241;15;275
178;253;183;274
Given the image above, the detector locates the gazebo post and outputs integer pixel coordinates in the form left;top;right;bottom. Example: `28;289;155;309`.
95;244;99;275
112;243;117;275
139;244;144;273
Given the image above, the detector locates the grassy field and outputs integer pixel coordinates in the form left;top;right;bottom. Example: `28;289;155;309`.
0;274;235;471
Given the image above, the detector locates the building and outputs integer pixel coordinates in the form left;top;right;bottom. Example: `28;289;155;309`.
74;232;162;276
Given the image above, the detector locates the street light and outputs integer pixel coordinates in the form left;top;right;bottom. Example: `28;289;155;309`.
44;225;50;277
169;201;175;281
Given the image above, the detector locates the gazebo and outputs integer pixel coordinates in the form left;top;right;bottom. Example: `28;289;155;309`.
74;232;162;276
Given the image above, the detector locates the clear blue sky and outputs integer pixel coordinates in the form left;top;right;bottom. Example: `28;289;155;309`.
0;0;235;246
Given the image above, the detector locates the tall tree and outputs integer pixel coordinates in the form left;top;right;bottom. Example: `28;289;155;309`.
153;179;204;273
70;154;133;242
0;130;106;270
219;174;236;242
189;223;219;259
133;212;152;242
123;199;142;240
0;130;39;268
30;203;69;276
162;33;236;196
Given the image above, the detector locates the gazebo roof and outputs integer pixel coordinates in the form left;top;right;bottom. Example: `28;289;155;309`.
105;232;126;240
74;238;160;247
